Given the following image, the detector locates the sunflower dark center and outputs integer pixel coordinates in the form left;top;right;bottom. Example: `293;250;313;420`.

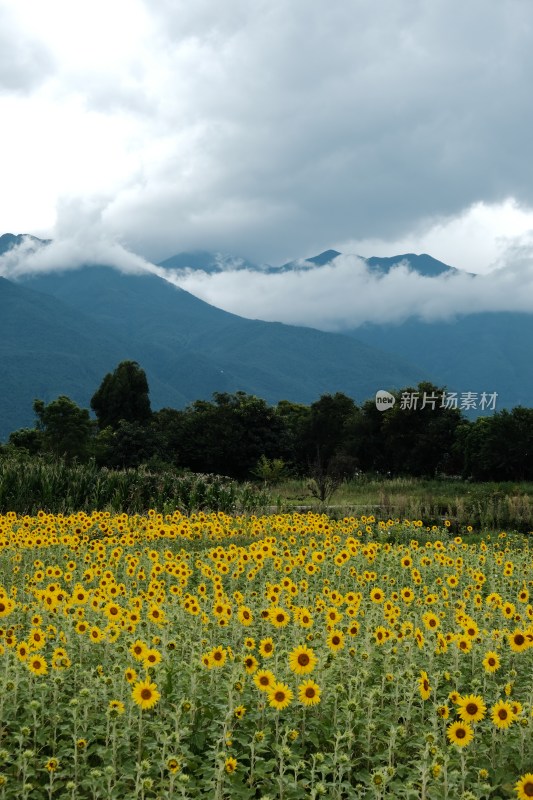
140;689;152;700
498;709;508;719
456;728;466;739
523;782;533;797
298;654;310;666
514;634;525;646
466;703;478;715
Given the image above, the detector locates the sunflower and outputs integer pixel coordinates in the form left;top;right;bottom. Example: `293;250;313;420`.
130;640;148;662
259;638;275;658
253;668;275;692
327;630;345;653
482;651;500;673
237;606;253;626
509;629;529;653
89;626;104;644
289;645;317;675
422;612;440;631
16;641;29;661
147;605;166;625
143;648;162;668
298;679;321;706
125;667;138;683
457;694;486;723
370;588;385;604
374;626;389;646
400;587;415;603
27;654;48;676
418;671;431;701
28;628;46;651
446;720;474;747
132;679;161;710
108;700;125;715
515;773;533;800
167;757;181;774
210;646;227;668
45;758;59;773
269;607;290;628
268;682;293;710
491;700;515;729
201;652;213;669
455;635;472;653
243;655;259;674
225;756;237;774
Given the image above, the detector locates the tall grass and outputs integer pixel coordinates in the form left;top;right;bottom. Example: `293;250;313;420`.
0;456;270;515
275;476;533;530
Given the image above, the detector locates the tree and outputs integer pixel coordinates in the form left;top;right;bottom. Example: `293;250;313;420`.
8;427;44;455
462;407;533;481
301;393;358;477
91;361;152;431
33;396;92;461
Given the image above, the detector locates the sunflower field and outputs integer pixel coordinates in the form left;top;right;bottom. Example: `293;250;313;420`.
0;510;532;799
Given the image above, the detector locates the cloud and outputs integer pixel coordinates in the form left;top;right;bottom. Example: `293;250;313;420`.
339;199;533;275
3;1;533;268
162;250;533;329
0;198;155;278
0;6;54;94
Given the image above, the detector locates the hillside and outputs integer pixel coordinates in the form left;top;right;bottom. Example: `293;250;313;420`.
0;265;426;440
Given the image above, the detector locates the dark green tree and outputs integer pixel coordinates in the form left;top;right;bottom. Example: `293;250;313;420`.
33;396;92;461
301;393;359;476
176;392;287;479
91;361;152;431
462;407;533;481
379;382;464;477
8;427;45;455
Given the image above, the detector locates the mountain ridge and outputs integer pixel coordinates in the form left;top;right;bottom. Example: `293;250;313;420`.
0;261;427;441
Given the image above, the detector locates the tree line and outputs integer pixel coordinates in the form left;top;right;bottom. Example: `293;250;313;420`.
3;360;533;482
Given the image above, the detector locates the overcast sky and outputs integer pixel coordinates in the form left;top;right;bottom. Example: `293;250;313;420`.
2;0;533;325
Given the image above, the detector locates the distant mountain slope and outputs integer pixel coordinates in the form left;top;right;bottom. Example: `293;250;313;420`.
348;312;533;410
0;265;426;440
157;248;458;276
0;232;51;256
365;253;458;276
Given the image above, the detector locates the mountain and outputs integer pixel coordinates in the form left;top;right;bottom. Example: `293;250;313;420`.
157;248;458;276
365;252;458;276
347;312;533;412
158;250;259;274
0;263;426;441
0;232;51;256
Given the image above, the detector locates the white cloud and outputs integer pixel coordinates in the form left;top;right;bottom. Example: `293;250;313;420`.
338;199;533;275
3;0;533;268
162;250;533;329
0;200;155;278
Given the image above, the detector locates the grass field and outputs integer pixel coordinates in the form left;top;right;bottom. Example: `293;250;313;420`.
273;477;533;532
0;510;532;798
